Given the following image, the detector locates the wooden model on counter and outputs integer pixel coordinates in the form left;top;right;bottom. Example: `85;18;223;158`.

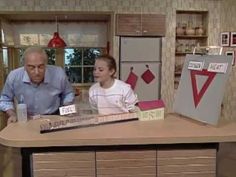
40;112;138;133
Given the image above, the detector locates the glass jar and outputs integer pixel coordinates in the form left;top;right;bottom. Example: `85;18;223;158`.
195;26;204;36
176;23;184;36
176;43;184;53
186;21;195;35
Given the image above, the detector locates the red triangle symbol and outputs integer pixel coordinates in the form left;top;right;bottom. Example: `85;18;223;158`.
190;69;216;108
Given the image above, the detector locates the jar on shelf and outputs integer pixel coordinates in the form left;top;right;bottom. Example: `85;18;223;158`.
176;42;184;53
186;21;195;36
186;27;195;35
195;26;204;36
185;44;191;52
191;44;196;52
176;23;184;36
182;23;187;34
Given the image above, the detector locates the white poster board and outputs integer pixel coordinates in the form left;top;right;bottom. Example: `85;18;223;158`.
173;54;232;125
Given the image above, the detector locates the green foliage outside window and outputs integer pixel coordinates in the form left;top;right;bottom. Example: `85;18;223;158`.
65;48;102;84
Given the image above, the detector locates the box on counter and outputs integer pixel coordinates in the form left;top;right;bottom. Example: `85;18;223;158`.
137;99;165;121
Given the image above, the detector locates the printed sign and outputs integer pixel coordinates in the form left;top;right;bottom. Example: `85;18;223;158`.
207;63;228;73
59;104;77;115
188;61;204;71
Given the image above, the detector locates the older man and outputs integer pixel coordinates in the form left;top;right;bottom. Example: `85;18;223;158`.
0;46;75;124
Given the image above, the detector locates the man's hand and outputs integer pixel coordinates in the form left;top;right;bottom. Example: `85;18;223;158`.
6;109;17;125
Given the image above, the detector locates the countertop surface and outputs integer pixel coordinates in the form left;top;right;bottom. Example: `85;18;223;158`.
1;113;236;148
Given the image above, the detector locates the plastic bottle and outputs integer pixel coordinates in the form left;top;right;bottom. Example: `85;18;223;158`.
16;95;28;123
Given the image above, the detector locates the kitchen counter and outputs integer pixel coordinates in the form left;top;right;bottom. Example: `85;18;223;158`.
0;113;236;147
1;113;236;177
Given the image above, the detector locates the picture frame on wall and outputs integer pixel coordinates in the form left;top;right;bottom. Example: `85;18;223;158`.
220;32;230;46
230;32;236;47
225;50;235;66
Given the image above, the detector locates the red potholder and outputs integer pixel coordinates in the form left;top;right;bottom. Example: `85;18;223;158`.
141;68;155;84
125;68;138;90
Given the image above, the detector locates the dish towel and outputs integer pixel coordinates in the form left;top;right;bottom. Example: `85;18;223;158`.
125;67;138;90
141;65;155;84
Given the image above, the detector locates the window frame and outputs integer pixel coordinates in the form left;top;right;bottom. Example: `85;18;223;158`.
64;47;105;85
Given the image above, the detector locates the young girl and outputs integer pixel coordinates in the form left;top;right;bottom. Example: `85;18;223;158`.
89;55;138;115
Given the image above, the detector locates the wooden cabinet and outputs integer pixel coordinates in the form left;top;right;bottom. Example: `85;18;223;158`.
31;146;216;177
116;14;165;36
175;10;208;89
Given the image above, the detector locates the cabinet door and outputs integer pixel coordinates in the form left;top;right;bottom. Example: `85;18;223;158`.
32;152;96;177
142;14;166;36
96;150;156;177
116;14;142;36
157;148;216;177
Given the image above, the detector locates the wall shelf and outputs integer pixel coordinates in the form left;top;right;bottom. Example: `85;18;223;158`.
176;35;208;39
174;10;208;89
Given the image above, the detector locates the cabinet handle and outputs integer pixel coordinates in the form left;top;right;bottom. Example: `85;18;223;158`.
143;30;148;33
136;30;140;33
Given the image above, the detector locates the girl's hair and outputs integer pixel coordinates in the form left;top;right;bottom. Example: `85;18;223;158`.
96;54;117;76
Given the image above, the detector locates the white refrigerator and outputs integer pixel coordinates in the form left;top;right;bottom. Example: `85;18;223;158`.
119;37;162;101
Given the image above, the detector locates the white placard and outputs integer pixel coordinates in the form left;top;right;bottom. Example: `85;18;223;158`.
188;61;204;71
207;63;228;73
59;105;77;115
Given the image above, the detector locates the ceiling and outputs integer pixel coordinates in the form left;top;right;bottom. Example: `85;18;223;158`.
0;12;111;22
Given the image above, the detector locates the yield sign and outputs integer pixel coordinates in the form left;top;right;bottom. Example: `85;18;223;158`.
190;69;216;108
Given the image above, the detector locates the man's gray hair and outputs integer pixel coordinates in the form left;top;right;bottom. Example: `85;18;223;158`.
23;46;48;62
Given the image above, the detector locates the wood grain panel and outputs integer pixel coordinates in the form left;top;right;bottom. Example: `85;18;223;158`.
96;150;156;177
158;172;215;177
96;175;155;177
97;150;155;159
32;151;95;177
157;148;216;177
116;14;141;36
0;145;22;177
158;164;215;173
142;14;165;36
158;157;215;165
33;152;93;161
217;143;236;177
158;149;216;158
116;14;165;36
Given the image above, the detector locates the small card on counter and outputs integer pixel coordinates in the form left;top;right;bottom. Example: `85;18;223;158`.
59;104;76;115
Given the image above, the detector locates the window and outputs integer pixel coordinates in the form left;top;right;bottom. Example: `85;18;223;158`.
16;47;104;84
45;49;56;65
64;48;103;84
